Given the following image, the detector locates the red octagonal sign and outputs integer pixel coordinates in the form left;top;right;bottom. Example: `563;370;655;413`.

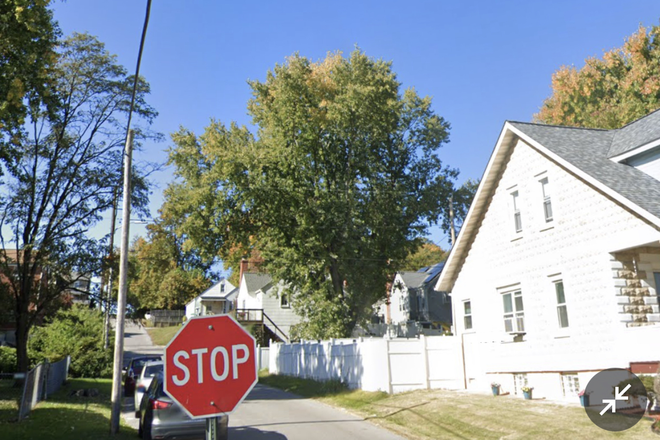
164;314;257;418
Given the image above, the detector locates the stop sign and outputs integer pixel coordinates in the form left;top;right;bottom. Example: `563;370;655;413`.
164;314;257;418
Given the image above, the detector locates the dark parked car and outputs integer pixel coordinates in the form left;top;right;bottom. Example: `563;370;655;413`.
124;355;161;396
139;371;228;440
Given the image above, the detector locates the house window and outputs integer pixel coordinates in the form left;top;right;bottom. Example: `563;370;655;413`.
555;281;569;328
561;373;580;397
463;300;473;330
513;373;528;395
502;290;524;332
540;178;553;222
512;191;522;232
280;294;290;308
220;283;225;293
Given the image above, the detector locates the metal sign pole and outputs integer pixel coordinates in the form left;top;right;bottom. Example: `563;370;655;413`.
205;416;218;440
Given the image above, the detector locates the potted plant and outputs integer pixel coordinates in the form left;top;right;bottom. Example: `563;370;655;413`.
521;386;533;400
491;382;501;396
578;389;591;407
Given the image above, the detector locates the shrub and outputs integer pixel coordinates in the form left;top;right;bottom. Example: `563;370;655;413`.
0;346;17;373
29;305;113;378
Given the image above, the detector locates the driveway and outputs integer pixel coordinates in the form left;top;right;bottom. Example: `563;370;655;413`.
120;322;406;439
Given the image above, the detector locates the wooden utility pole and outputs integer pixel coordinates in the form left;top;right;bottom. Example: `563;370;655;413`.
103;189;118;350
449;194;456;247
110;129;133;434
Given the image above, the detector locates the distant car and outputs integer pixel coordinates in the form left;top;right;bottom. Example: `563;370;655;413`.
124;355;161;396
139;371;229;440
134;360;163;417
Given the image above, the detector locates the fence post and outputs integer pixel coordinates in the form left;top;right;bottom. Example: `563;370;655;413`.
386;338;393;394
421;335;430;390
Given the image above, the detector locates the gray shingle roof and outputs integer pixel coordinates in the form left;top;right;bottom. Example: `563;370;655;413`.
244;273;272;293
609;108;660;158
509;121;660;220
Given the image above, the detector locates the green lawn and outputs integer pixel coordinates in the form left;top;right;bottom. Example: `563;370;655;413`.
145;325;181;346
0;378;137;440
259;373;659;440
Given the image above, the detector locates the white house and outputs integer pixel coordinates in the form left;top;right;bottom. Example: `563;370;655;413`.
235;273;302;343
184;278;236;320
436;110;660;401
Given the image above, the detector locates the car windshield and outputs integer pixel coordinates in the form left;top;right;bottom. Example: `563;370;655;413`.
144;364;163;377
133;357;159;371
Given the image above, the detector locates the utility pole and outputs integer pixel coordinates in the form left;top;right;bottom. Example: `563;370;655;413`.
109;1;151;433
103;189;118;350
110;129;133;433
449;194;456;247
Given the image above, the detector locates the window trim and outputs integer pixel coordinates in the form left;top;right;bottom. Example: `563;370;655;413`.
463;300;473;330
501;288;524;334
511;190;522;233
540;177;553;223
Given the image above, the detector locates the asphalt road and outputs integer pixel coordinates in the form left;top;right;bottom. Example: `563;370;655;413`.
120;321;407;440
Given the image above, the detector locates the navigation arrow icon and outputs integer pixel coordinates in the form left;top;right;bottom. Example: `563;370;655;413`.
600;384;631;416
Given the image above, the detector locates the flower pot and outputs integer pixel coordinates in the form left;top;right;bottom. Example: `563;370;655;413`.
491;386;500;396
580;395;589;407
523;390;532;400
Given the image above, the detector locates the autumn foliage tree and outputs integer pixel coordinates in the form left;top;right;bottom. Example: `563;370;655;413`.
166;50;459;339
536;24;660;129
128;217;213;312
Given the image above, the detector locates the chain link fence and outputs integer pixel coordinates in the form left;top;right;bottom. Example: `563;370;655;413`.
18;356;70;421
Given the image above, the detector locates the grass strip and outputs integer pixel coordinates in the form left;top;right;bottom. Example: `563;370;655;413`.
259;372;657;440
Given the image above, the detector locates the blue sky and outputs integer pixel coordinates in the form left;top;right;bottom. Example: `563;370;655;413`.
52;1;660;255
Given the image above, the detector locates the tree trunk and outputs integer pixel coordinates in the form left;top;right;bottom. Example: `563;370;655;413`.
15;300;30;373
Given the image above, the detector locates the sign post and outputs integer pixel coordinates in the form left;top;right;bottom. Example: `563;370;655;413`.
164;315;257;438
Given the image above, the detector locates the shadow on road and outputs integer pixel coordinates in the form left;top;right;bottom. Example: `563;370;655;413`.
229;426;288;439
244;384;303;401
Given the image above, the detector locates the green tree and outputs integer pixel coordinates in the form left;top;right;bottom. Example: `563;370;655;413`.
166;50;457;339
0;0;59;152
0;33;157;372
400;240;447;272
536;24;660;128
128;217;213;312
29;305;113;377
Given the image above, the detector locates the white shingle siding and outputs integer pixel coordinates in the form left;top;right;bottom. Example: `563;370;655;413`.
451;139;660;397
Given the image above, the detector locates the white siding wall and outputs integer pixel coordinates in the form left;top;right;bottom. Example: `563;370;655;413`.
451;139;660;396
262;285;302;339
236;278;262;309
389;274;410;324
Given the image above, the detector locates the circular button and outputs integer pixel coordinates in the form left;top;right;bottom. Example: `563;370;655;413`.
583;368;648;432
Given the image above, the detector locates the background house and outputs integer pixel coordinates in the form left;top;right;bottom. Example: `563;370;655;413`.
184;278;236;320
436;110;660;401
235;273;302;343
376;263;452;336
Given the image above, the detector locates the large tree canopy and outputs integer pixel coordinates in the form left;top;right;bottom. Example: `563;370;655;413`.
536;24;660;129
0;33;157;372
0;0;59;147
166;50;458;339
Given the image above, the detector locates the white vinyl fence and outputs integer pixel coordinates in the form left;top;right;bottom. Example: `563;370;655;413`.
269;336;464;393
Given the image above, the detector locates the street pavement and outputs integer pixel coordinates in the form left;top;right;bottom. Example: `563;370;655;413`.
120;321;407;439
